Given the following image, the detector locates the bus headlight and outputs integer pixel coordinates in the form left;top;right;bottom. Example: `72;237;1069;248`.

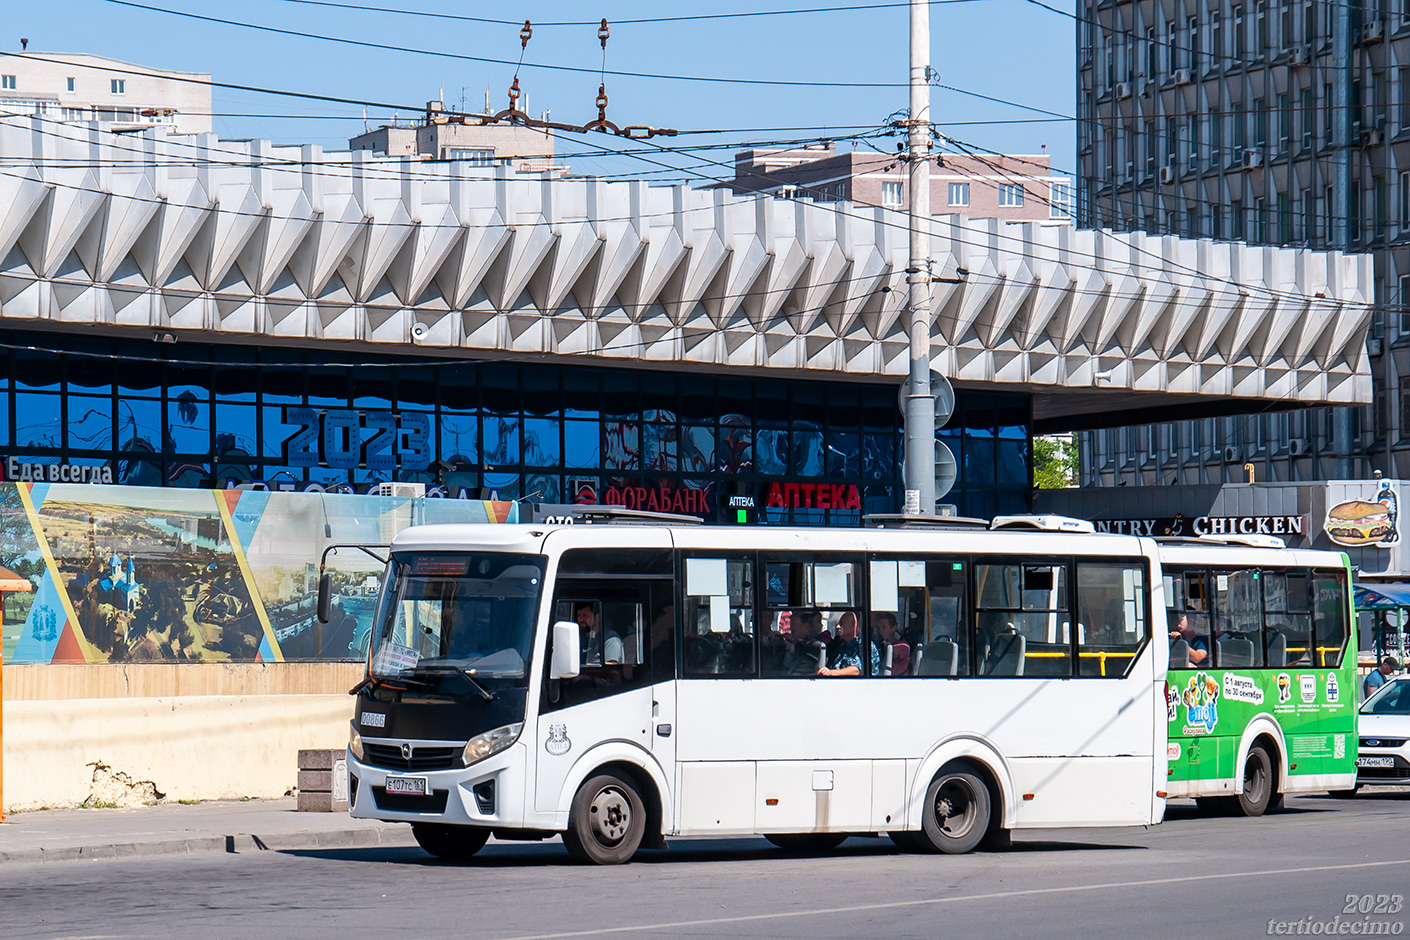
349;721;364;761
462;722;524;766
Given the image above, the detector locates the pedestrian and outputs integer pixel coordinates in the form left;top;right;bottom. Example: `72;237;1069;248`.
1363;655;1399;699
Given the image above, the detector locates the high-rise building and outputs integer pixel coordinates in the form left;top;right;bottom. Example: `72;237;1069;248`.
1075;0;1402;484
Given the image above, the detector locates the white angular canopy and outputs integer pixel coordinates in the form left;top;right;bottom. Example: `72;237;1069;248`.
0;117;1374;428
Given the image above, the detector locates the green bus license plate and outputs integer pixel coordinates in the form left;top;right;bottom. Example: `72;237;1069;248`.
1356;757;1395;768
385;775;429;796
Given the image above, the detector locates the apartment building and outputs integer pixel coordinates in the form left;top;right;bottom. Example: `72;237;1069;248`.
0;51;210;134
728;143;1073;222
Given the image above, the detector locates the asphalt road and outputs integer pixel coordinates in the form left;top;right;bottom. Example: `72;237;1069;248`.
1;792;1407;940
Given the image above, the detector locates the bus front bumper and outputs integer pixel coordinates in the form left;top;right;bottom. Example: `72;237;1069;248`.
347;742;529;829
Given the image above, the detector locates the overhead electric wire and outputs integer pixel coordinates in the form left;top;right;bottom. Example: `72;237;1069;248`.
267;0;985;27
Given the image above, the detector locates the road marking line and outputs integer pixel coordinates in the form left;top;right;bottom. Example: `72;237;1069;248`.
493;856;1410;940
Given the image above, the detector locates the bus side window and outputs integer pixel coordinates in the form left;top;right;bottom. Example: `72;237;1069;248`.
869;558;969;677
974;561;1070;677
1280;572;1314;666
544;548;674;712
682;556;755;677
1311;571;1349;668
1075;563;1147;678
1216;569;1263;668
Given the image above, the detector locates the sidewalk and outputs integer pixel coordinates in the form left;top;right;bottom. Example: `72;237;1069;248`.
0;797;418;866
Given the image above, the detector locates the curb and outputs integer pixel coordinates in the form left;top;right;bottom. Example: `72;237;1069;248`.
0;826;419;866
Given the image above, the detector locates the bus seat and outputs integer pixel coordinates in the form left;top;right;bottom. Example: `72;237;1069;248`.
1217;634;1255;667
917;640;959;676
1265;630;1287;666
880;643;894;676
1168;638;1190;669
908;644;923;675
983;633;1025;676
685;635;719;674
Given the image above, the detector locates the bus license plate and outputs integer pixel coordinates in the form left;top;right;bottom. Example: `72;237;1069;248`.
1357;756;1395;768
385;775;429;796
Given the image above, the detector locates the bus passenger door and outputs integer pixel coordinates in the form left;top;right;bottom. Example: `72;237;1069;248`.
535;544;676;815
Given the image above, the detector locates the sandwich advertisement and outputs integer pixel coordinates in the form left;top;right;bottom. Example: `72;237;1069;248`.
1324;480;1401;549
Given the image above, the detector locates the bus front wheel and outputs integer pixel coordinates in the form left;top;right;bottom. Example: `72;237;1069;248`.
564;772;646;865
1235;745;1274;817
919;769;990;855
411;823;490;860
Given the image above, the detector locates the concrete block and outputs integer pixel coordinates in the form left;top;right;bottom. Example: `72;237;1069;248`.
298;770;333;792
297;791;348;813
298;748;342;771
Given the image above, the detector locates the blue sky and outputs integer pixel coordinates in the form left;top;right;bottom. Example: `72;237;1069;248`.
8;0;1076;183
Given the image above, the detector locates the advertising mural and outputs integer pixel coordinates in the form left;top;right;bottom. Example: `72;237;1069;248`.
1324;480;1401;549
0;483;515;664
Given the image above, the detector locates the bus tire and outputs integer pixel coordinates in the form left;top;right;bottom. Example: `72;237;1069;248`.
1235;745;1274;817
919;769;990;855
564;772;646;865
411;823;490;860
764;833;848;854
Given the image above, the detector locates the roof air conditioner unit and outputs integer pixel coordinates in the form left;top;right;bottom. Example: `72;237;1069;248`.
378;482;426;498
1116;82;1132;99
1363;19;1384;42
1174;68;1193;86
1223;445;1242;463
1243;149;1264;169
1287;439;1310;456
1362;127;1384;147
1158;165;1176;183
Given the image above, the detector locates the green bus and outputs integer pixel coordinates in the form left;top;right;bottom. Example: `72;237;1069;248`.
1159;538;1358;815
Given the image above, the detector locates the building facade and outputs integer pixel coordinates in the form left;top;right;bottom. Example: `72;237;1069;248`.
728;144;1073;223
350;101;557;172
1075;0;1400;484
0;51;211;135
0;114;1376;525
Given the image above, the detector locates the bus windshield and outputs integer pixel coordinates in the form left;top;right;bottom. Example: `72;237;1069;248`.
370;552;545;682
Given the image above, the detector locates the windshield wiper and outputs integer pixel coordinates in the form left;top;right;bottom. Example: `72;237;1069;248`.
408;663;496;702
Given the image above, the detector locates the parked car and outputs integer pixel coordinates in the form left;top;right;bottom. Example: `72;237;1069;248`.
1332;676;1410;795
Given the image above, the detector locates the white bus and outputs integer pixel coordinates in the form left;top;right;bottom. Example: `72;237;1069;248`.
343;514;1168;864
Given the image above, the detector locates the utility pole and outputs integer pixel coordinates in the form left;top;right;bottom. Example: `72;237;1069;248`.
903;0;936;515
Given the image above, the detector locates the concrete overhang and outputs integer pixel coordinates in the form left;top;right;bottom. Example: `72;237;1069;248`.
0;115;1374;430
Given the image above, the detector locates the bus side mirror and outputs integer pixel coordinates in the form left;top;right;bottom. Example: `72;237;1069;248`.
551;621;580;679
317;574;332;624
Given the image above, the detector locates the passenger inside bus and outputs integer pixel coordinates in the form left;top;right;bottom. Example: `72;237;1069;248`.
1168;611;1209;667
873;612;910;676
819;611;879;677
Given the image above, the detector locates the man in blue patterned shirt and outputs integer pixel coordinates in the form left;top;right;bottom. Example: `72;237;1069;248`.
820;612;879;677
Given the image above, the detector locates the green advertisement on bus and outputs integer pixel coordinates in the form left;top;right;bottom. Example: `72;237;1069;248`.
1165;666;1356;782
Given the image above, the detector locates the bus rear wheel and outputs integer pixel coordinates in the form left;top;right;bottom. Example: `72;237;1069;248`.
411;823;490;860
1235;745;1274;817
564;772;646;865
919;769;990;855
